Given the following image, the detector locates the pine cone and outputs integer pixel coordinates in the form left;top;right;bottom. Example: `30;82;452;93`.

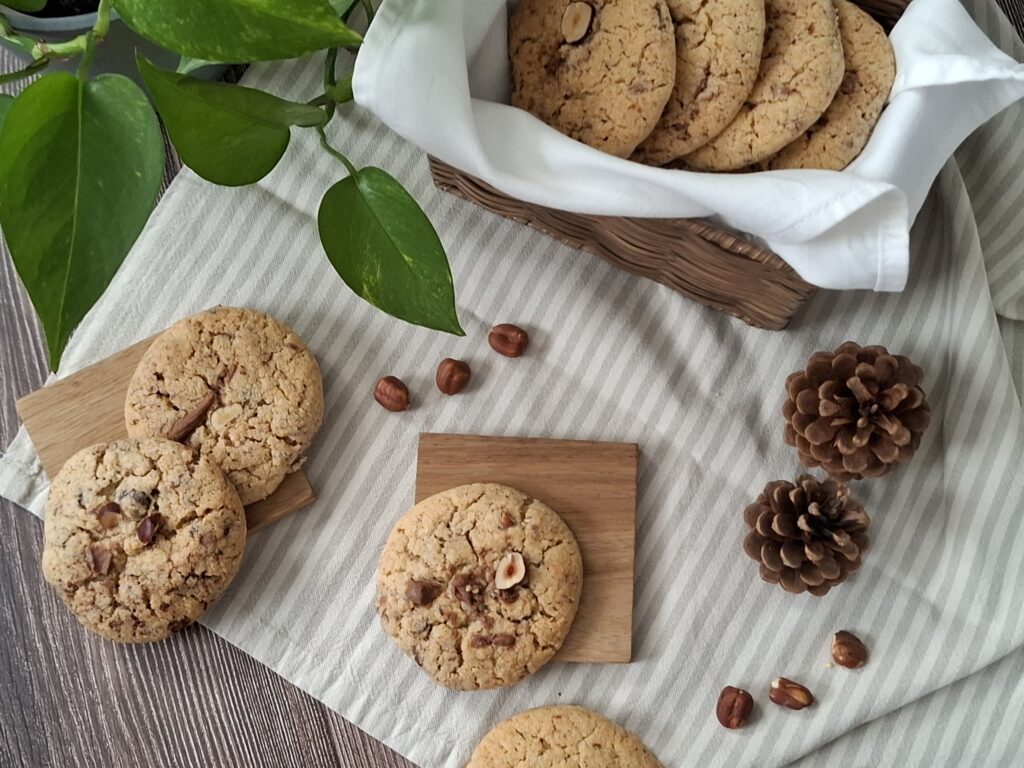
742;475;870;596
783;342;931;480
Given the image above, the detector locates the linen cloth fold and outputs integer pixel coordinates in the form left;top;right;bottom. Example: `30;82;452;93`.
3;0;1024;765
352;0;1024;292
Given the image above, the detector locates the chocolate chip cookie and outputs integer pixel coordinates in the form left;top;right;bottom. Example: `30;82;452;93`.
632;0;766;166
41;438;246;643
376;483;583;690
468;706;663;767
510;0;676;158
763;0;895;170
124;307;324;505
682;0;845;170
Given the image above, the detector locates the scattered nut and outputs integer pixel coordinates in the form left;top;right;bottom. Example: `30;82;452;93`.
94;501;122;529
716;686;754;729
209;403;243;432
469;634;491;648
166;391;216;442
500;511;515;529
406;579;443;606
488;324;529;357
494;552;526;590
452;571;486;609
87;544;112;575
831;630;868;669
492;633;516;647
374;376;410;412
436;358;471;395
769;677;814;710
561;1;594;44
137;513;164;546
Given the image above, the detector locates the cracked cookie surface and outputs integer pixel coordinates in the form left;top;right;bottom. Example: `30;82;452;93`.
761;0;894;170
375;483;583;690
509;0;676;158
41;438;246;643
124;307;324;505
632;0;766;166
682;0;845;170
468;705;662;767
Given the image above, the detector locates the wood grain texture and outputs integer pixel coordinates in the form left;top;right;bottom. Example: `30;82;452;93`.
15;334;315;531
0;48;412;768
416;433;637;664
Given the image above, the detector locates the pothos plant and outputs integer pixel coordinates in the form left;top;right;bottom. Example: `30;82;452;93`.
0;0;464;371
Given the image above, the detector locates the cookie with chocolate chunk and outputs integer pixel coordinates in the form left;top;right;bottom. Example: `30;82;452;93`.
375;483;583;690
124;307;324;505
41;438;245;643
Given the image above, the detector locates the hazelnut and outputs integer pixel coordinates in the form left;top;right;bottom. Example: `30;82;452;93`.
137;513;164;546
87;544;112;575
494;552;526;590
831;630;868;669
94;501;122;529
374;376;410;412
209;403;243;432
561;2;594;44
436;358;471;395
716;686;754;729
406;579;443;606
166;391;216;442
492;633;516;647
488;324;529;357
769;677;814;710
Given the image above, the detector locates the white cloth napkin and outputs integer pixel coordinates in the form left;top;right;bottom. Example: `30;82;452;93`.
352;0;1024;292
3;1;1024;766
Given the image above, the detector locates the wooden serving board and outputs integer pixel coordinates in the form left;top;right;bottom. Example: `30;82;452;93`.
416;433;637;664
15;337;315;531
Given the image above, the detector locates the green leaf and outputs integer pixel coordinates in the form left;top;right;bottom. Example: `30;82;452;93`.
138;54;326;187
0;73;163;370
318;167;464;336
328;0;358;15
176;56;220;75
0;94;12;135
112;0;361;62
3;0;47;12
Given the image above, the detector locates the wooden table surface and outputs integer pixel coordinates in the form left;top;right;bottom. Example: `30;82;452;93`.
3;5;1024;766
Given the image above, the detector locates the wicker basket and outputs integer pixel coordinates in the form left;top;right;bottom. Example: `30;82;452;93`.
429;0;909;331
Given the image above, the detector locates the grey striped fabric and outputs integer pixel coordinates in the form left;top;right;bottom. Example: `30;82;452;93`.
2;1;1024;765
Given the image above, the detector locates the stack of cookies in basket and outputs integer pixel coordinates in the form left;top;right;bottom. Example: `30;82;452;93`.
509;0;896;171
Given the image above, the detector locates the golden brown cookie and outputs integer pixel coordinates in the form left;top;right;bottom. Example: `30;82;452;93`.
468;706;663;767
41;438;246;643
509;0;676;158
124;307;324;505
682;0;845;170
763;0;895;170
375;483;583;690
632;0;766;166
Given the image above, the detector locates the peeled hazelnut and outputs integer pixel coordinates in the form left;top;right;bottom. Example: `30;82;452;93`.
561;2;594;44
436;358;471;395
769;677;814;710
488;324;529;357
374;376;410;412
831;630;868;669
494;552;526;590
209;403;243;432
716;686;754;729
94;501;122;529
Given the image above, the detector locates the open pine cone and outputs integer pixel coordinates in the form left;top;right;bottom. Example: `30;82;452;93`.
783;342;931;480
742;475;870;596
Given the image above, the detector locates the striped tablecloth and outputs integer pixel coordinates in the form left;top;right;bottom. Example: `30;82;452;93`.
3;1;1024;765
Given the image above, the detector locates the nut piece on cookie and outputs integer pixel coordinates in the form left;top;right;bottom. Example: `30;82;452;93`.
124;307;324;505
375;483;583;690
41;438;246;643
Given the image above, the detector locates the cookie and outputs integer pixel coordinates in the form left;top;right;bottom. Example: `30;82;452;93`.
632;0;766;166
509;0;676;158
682;0;845;170
467;706;663;767
41;438;246;643
124;307;324;505
375;483;583;690
762;0;895;170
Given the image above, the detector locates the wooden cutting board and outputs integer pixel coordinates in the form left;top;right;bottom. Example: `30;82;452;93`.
416;433;637;664
15;336;315;531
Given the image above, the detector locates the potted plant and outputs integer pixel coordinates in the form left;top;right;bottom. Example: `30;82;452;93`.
0;0;463;370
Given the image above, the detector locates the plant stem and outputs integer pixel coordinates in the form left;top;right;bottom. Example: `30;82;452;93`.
0;55;48;84
317;126;358;177
360;0;376;25
0;12;40;57
322;47;338;120
15;0;111;61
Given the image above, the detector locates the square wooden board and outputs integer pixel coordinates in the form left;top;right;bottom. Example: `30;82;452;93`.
416;433;637;664
15;336;315;531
